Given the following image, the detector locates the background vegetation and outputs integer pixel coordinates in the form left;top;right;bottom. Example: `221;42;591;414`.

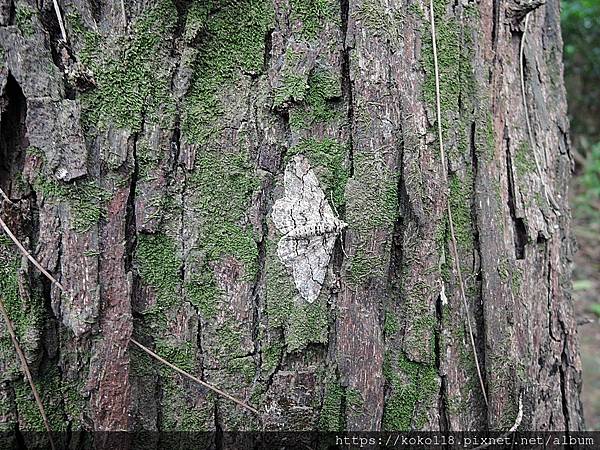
562;0;600;430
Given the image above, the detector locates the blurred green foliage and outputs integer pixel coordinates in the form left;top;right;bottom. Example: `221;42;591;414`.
580;143;600;200
562;0;600;146
574;141;600;229
563;0;600;219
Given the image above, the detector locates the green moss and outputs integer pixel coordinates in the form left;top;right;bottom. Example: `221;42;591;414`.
355;0;386;30
498;259;523;295
182;3;211;43
384;310;399;336
182;0;274;144
347;247;385;286
288;137;349;210
318;381;344;431
346;152;399;235
264;238;329;350
274;72;309;108
355;0;403;43
216;321;245;359
69;14;102;66
136;140;163;181
134;336;210;430
289;69;342;128
15;4;35;37
0;238;45;379
161;377;213;431
483;114;496;161
130;345;155;377
344;153;399;286
61;378;86;427
227;356;256;383
512;267;523;295
265;240;298;329
421;0;477;170
405;315;436;359
186;268;221;319
285;300;329;351
13;368;68;431
382;353;438;431
155;340;198;374
498;259;510;282
34;177;110;233
290;0;339;39
448;171;473;248
135;233;180;308
261;340;283;373
80;1;177;131
189;150;259;279
408;2;425;20
346;387;363;410
513;142;536;177
421;2;461;128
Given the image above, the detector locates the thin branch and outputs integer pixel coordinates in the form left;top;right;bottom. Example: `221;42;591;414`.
520;12;560;215
0;217;65;291
429;0;489;407
0;187;13;204
130;339;259;416
0;297;56;450
120;0;127;26
52;0;68;42
0;218;259;416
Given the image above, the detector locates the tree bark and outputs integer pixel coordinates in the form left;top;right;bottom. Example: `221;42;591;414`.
0;0;584;442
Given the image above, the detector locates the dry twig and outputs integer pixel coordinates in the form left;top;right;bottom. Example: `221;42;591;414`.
130;339;259;415
0;297;56;450
0;217;259;416
428;0;489;407
52;0;68;42
0;188;13;204
120;0;127;26
0;217;65;291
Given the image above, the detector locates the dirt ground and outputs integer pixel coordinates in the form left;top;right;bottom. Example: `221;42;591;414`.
571;181;600;430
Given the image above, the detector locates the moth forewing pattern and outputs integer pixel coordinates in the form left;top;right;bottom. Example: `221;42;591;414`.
271;155;347;303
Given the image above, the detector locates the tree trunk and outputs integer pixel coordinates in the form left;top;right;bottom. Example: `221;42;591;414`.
0;0;584;442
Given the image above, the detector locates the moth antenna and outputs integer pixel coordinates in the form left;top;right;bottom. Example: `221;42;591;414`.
520;12;560;216
0;297;56;450
429;0;489;407
0;217;260;416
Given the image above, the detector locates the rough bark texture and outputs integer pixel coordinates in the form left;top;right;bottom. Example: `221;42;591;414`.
0;0;584;444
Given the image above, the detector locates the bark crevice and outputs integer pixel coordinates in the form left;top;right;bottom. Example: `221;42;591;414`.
505;137;528;260
340;0;354;179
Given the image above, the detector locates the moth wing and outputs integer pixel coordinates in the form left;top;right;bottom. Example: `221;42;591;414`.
272;197;318;235
277;234;337;303
283;154;336;224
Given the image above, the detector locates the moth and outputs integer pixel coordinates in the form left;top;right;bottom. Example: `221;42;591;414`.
271;154;347;303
